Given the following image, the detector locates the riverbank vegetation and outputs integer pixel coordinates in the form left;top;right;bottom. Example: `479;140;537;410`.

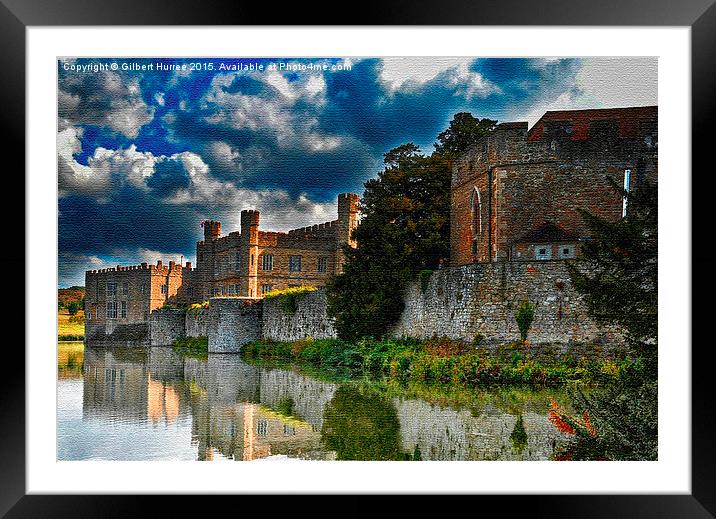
241;336;637;389
172;336;208;359
552;180;658;461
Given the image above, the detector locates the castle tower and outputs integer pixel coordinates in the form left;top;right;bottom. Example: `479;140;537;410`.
240;210;260;297
197;220;221;300
336;193;360;272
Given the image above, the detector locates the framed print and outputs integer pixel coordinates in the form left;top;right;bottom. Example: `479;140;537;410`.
3;0;714;515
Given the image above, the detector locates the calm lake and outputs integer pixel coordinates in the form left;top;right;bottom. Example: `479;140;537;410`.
57;342;572;461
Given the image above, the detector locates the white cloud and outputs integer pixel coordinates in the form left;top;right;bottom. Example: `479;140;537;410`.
379;57;496;99
58;71;154;138
154;92;165;106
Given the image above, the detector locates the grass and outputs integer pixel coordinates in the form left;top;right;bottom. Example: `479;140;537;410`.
241;336;638;389
172;336;209;359
58;309;84;340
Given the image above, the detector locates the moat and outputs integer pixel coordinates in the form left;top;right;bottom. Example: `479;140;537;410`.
58;342;573;461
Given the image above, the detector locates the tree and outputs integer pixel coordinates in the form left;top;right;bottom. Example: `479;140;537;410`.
515;300;535;342
66;301;81;316
555;179;658;460
434;113;497;157
327;114;497;340
566;179;657;349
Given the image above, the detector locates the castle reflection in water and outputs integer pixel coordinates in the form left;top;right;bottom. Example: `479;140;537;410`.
68;345;569;461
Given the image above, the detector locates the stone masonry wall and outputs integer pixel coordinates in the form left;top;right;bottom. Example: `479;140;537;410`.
391;261;620;346
208;297;263;353
262;289;337;342
185;308;209;337
149;309;186;346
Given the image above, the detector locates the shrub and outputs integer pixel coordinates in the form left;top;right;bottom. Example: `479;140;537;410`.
515;300;535;342
264;286;317;315
419;270;433;294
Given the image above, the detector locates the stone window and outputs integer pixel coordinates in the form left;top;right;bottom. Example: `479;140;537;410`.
106;282;117;297
470;187;482;257
251;254;255;266
235;253;241;271
161;284;168;295
120;301;127;318
106;301;118;319
212;287;221;297
227;285;236;296
622;169;631;217
261;284;273;295
257;419;268;437
289;255;302;272
122;282;129;296
534;245;552;261
317;257;327;272
284;424;296;436
262;254;273;271
558;245;576;259
139;283;147;296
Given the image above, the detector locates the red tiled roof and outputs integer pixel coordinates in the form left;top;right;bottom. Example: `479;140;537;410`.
527;106;657;141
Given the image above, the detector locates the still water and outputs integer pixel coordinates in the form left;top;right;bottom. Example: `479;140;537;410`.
58;342;571;461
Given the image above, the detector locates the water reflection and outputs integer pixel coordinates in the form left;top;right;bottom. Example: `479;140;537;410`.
58;343;570;461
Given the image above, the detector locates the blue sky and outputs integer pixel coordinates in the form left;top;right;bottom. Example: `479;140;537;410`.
58;57;657;287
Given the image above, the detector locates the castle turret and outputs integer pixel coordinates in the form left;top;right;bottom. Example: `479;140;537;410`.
336;193;360;272
240;210;260;297
203;220;221;241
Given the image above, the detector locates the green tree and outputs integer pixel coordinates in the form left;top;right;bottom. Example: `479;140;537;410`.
327;114;496;340
515;300;535;342
567;179;657;350
434;112;498;157
66;301;81;316
558;179;658;460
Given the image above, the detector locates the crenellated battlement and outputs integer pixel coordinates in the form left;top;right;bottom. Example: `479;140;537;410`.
87;260;191;276
286;219;338;237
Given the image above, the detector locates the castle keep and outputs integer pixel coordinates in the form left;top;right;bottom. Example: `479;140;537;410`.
85;193;359;340
451;106;657;266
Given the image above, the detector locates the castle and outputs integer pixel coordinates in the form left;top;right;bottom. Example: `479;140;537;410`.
84;193;359;339
84;106;657;345
451;106;658;265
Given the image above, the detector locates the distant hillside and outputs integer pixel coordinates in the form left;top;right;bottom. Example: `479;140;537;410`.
58;286;85;307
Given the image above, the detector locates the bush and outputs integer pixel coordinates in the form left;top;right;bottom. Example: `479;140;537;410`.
419;270;433;293
515;300;535;342
264;286;317;315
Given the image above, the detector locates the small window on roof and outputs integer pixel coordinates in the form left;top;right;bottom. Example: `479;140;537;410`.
534;246;552;261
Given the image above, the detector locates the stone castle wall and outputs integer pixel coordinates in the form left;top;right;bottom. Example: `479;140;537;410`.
148;308;186;346
392;261;619;345
186;308;209;337
262;289;337;342
207;297;263;353
109;260;617;350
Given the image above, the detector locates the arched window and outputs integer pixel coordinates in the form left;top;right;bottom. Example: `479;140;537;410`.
470;187;482;256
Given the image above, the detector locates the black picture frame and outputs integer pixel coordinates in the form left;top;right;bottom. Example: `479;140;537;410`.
4;0;713;515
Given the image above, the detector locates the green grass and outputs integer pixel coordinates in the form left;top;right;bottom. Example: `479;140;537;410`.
172;336;208;359
58;309;84;339
241;337;636;389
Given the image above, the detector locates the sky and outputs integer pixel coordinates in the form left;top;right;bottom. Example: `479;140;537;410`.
57;56;657;287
